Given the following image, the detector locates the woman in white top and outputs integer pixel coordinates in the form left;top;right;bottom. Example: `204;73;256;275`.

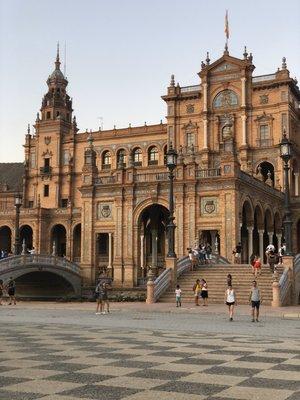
225;284;236;321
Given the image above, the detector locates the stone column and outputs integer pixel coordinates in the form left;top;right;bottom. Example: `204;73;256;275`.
294;172;299;196
108;232;113;269
268;232;273;245
151;228;158;272
203;83;208;112
258;230;264;261
140;234;144;272
241;115;247;146
241;77;246;107
277;233;282;248
203;119;208;149
247;226;254;261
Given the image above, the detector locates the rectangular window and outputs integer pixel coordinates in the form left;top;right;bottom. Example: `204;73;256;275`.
44;158;50;167
187;132;195;147
62;150;69;165
168;105;174;116
281;113;287;132
44;185;49;197
61;198;68;208
281;91;288;102
260;125;269;140
46;111;51;119
28;201;34;208
30;152;36;168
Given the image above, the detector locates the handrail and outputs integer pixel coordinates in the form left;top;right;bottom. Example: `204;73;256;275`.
0;254;81;275
177;256;191;277
153;268;171;302
279;268;290;305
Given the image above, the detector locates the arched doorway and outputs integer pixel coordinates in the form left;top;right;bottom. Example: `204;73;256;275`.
73;224;81;262
241;201;254;263
51;224;67;257
20;225;33;252
139;204;169;276
253;206;263;259
0;226;12;254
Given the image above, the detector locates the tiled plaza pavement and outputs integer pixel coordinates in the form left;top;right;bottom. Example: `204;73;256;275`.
0;323;299;400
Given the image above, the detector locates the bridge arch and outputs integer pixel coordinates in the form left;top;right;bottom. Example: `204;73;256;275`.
0;255;81;298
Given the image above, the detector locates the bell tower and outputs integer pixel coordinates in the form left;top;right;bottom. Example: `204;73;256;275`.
31;45;78;209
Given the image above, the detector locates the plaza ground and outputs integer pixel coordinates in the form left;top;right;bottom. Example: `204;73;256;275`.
0;302;299;400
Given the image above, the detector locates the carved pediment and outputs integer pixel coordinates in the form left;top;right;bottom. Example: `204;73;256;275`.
183;120;198;131
42;149;53;157
255;112;274;122
210;62;239;74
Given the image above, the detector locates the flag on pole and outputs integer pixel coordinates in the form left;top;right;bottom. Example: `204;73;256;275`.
225;10;229;40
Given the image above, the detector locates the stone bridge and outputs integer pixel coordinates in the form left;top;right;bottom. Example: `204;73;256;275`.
0;255;82;297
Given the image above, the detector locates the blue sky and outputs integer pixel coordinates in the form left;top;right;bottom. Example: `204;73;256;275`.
0;0;299;162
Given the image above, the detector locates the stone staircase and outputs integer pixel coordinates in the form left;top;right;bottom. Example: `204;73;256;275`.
159;263;283;305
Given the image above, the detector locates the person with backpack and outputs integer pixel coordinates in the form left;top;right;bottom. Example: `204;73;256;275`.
267;251;279;273
95;279;104;315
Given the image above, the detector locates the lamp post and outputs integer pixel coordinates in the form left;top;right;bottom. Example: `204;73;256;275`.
166;143;178;258
279;131;293;255
14;193;22;255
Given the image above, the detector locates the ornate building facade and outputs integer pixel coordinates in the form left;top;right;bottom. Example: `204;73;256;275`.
1;46;300;288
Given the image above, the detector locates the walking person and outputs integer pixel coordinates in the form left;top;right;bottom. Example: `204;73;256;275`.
200;279;208;306
175;284;182;307
252;256;262;278
233;242;242;264
249;280;262;322
226;274;232;287
0;280;4;305
267;251;279;273
193;279;201;306
278;243;286;264
225;284;236;321
7;277;16;305
102;282;110;314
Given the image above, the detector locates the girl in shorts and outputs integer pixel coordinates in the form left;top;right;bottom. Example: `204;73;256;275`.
225;284;236;321
200;279;208;306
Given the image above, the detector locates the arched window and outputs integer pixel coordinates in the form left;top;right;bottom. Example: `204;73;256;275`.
163;145;167;165
213;90;238;109
117;149;127;168
256;161;274;186
133;148;142;166
148;146;158;165
102;151;111;170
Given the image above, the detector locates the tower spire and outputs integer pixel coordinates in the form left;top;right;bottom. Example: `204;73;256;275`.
224;10;229;54
55;42;61;70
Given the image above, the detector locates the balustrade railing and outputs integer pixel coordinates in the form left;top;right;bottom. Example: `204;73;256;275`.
153;268;171;302
196;168;221;178
252;74;276;83
181;85;201;93
134;172;169;183
94;176;116;185
256;138;274;147
0;254;81;275
279;268;290;305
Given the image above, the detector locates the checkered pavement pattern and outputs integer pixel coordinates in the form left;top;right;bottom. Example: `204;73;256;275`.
0;324;299;400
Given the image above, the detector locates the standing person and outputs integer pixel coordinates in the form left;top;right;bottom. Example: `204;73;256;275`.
193;279;201;306
252;256;262;278
225;284;236;321
249;281;262;322
206;244;212;264
265;243;275;259
200;279;208;306
188;249;193;270
278;244;286;264
0;280;4;305
267;251;278;273
95;279;104;315
101;282;110;314
233;242;242;264
7;277;16;305
200;244;206;265
175;284;182;307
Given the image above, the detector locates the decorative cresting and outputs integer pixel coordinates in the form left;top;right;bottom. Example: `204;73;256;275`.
213;89;238;109
0;254;81;296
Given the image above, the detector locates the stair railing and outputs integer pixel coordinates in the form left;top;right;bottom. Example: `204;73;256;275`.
153;268;171;302
177;256;191;278
279;269;290;305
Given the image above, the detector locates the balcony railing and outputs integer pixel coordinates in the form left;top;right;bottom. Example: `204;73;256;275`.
39;166;52;174
256;138;274;147
94;176;116;185
134;172;169;182
196;168;221;178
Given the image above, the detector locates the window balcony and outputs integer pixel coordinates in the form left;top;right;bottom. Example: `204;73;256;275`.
256;138;274;147
148;160;158;166
102;164;111;170
39;166;52;174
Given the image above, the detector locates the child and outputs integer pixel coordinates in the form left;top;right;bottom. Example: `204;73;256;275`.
175;284;182;307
